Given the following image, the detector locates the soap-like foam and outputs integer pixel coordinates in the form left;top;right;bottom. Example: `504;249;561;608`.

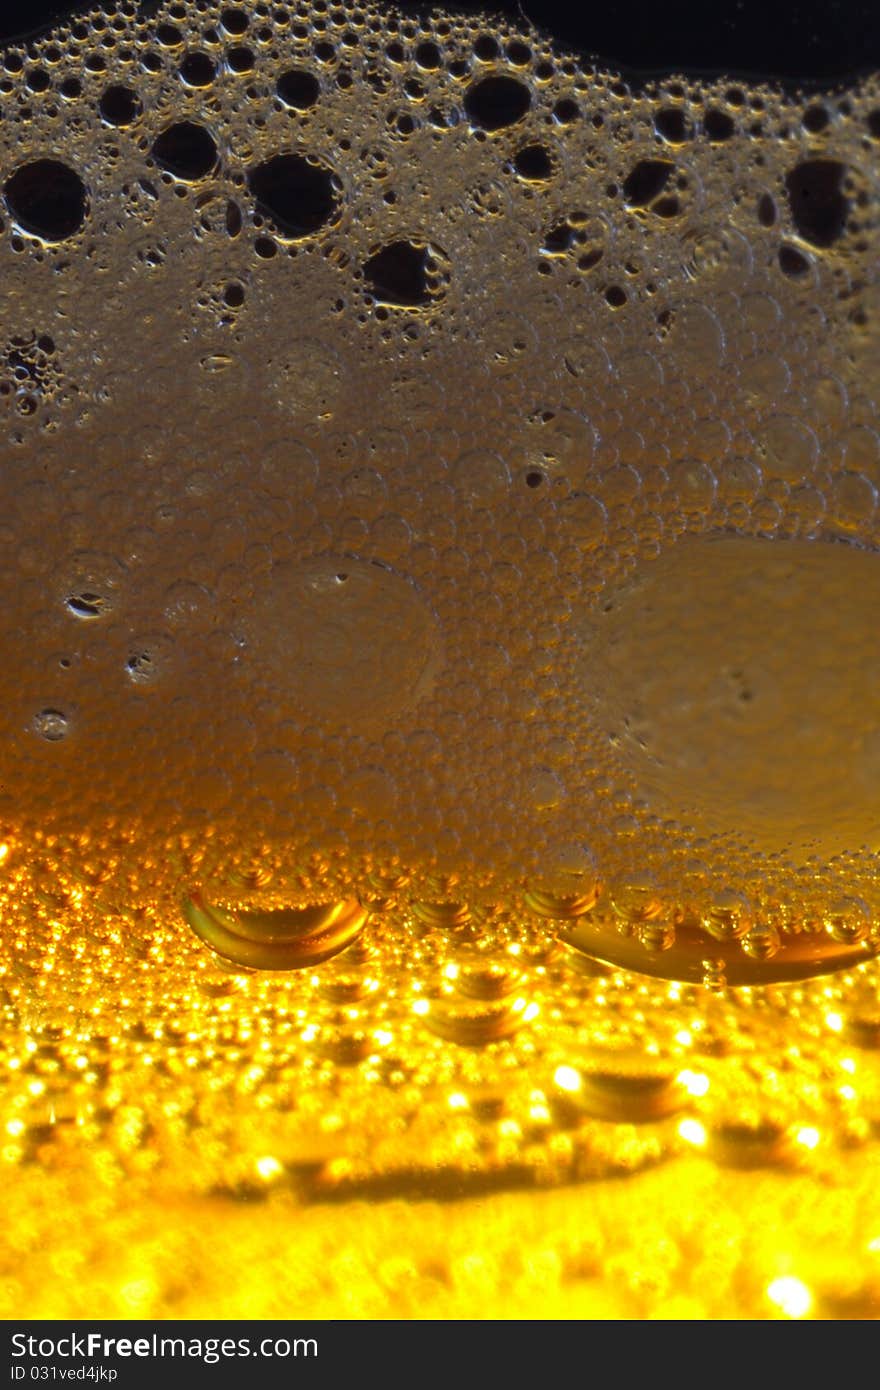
0;1;878;980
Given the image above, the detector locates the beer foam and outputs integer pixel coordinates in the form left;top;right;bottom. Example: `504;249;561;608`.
1;1;879;978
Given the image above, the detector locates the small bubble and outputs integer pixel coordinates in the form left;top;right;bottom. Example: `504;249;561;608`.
248;153;339;239
163;580;214;628
701;959;728;991
152;122;217;181
464;75;531;132
34;708;69;742
125;635;173;686
741;922;781;961
825;898;871;945
3;159;87;241
525;767;565;811
449;448;510;504
703;890;752;942
785;160;848;248
65;592;107;619
276;68;321;109
183;894;368;971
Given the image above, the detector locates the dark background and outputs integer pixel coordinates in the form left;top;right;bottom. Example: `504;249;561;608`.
0;0;878;84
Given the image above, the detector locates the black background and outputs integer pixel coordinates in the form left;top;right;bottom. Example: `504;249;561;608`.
0;0;878;84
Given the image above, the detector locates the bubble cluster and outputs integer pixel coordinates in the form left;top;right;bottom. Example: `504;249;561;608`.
0;6;879;1001
4;843;880;1317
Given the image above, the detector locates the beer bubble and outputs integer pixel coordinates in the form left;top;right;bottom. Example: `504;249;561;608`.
741;922;781;961
183;892;368;971
551;1053;685;1124
243;556;440;734
524;768;566;812
580;537;880;860
124;634;174;686
702;890;753;943
824;897;871;945
33;708;70;742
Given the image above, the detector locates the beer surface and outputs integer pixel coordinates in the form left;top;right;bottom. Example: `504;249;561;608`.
1;0;880;1319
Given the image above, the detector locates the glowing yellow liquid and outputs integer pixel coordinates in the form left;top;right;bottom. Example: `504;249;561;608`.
1;0;880;1320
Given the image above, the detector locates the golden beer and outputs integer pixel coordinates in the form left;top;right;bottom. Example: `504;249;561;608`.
0;0;879;1319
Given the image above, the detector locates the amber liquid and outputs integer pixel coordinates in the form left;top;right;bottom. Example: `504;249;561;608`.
1;0;879;1320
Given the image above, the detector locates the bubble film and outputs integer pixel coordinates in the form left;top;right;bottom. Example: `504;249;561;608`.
2;0;880;1320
